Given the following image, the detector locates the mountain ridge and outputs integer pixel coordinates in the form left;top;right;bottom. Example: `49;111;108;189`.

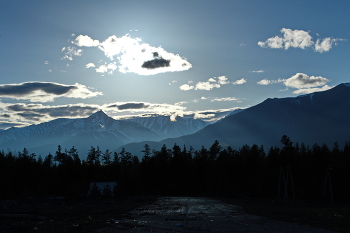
119;83;350;156
0;111;209;157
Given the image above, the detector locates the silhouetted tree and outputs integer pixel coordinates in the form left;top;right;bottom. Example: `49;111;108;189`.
102;149;112;166
142;144;151;162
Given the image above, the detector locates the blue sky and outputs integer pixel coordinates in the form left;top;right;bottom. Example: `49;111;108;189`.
0;0;349;129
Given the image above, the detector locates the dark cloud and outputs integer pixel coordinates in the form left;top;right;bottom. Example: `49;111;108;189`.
293;74;324;85
0;82;77;96
142;58;170;69
284;73;329;89
6;104;37;112
153;52;159;58
0;82;101;102
17;112;46;121
117;103;148;110
0;114;11;118
33;106;99;117
5;104;99;119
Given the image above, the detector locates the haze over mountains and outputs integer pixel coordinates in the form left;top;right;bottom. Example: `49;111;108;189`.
121;83;350;156
0;111;208;157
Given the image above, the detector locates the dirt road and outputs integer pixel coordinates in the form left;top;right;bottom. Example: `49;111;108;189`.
97;196;338;233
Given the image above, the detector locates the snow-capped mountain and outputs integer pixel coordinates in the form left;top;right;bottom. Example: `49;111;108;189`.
0;111;209;157
0;111;160;156
122;114;209;138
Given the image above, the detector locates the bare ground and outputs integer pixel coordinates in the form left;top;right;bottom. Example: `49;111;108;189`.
96;196;339;233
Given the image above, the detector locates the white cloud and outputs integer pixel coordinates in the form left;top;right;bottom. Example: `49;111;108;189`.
105;102;186;118
258;73;331;95
257;79;278;85
74;35;100;47
95;62;117;74
61;46;83;60
44;61;49;64
190;107;244;122
211;97;239;102
284;73;329;89
65;83;103;100
179;84;194;91
85;63;95;68
293;85;333;94
258;28;345;53
73;34;192;75
217;76;230;84
180;76;231;91
257;79;271;85
314;38;344;53
201;96;207;100
175;101;187;106
258;28;313;50
232;78;247;85
193;113;216;119
195;82;220;90
251;70;264;73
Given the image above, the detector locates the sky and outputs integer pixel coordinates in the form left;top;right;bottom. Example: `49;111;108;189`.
0;0;349;129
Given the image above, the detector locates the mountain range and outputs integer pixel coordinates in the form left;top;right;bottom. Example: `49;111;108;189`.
120;83;350;156
124;114;209;139
2;83;350;158
0;111;209;157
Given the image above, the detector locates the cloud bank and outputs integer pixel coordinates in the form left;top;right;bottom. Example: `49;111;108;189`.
0;98;244;128
72;34;192;75
0;82;102;102
258;28;345;53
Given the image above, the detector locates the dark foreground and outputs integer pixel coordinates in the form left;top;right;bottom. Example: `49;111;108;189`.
98;197;338;233
0;196;348;232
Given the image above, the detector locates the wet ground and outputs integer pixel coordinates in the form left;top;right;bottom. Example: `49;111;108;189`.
97;196;338;233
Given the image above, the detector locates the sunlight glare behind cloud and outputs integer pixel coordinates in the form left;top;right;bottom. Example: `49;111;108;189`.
73;34;192;75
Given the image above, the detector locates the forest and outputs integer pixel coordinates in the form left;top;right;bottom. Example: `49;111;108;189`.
0;135;349;203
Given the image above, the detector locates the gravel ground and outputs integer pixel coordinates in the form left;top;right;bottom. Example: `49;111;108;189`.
97;196;339;233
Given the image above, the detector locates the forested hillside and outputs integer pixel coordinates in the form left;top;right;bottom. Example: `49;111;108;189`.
1;136;349;203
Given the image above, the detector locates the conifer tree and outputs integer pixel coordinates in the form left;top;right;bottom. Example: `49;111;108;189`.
102;149;112;166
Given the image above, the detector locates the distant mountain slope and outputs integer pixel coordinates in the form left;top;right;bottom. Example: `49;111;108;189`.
120;83;350;156
122;115;210;138
0;111;161;156
0;111;209;157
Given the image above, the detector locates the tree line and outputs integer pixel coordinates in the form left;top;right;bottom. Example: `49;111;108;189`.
0;136;349;203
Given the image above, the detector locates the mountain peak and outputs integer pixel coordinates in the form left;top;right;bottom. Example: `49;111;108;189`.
88;110;109;119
